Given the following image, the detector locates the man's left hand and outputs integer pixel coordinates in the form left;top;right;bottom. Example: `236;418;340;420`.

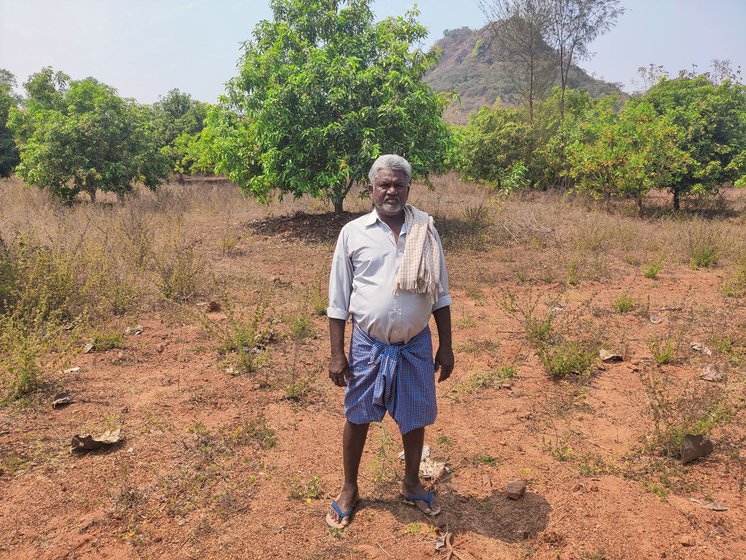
434;345;454;382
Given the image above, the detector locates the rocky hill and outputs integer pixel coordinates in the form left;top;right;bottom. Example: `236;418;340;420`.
425;26;622;123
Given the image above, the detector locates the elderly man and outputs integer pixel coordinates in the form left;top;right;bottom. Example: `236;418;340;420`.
325;154;454;529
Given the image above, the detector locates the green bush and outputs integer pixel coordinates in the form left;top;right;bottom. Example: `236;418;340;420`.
539;341;596;379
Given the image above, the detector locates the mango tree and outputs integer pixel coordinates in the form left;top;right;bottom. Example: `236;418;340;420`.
644;75;746;209
10;72;167;202
567;97;691;215
0;69;20;177
226;0;452;213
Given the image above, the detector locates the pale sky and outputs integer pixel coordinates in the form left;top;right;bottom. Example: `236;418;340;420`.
1;0;744;104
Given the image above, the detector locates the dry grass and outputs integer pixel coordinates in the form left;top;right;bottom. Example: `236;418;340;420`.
2;174;746;558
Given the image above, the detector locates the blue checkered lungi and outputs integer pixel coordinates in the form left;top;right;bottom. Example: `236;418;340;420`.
345;324;437;434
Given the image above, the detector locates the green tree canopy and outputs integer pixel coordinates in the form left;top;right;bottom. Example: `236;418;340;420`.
10;73;167;202
0;69;20;177
151;89;207;176
457;104;534;190
567;97;691;215
644;75;746;209
226;0;452;212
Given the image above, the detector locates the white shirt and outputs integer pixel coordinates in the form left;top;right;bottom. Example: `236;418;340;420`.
327;209;452;344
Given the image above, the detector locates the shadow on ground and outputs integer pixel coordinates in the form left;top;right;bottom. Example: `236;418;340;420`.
247;211;366;245
365;489;551;544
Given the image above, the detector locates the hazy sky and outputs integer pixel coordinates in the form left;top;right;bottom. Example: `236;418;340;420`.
1;0;744;104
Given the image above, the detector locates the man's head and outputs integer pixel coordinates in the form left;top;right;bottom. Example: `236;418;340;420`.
368;154;412;218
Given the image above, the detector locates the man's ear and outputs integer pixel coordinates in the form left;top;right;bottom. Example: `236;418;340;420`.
367;184;373;196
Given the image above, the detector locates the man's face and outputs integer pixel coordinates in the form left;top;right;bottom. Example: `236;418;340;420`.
369;168;410;217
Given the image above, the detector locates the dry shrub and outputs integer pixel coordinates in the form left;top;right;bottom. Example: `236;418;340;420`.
682;218;726;269
152;222;206;302
640;371;734;458
0;234;82;400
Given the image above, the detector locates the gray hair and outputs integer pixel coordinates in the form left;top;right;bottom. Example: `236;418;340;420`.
368;154;412;185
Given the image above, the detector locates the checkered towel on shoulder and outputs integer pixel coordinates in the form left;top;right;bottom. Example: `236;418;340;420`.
393;204;441;304
345;324;437;435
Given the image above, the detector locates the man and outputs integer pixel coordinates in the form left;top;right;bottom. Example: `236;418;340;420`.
325;154;454;529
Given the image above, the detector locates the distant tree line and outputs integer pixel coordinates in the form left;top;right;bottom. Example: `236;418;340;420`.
456;64;746;213
0;67;208;202
0;0;744;214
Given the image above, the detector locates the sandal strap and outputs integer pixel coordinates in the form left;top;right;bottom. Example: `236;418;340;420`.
404;491;433;505
331;500;353;519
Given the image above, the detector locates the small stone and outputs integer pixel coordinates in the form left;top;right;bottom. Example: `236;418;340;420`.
506;480;527;500
680;434;714;464
156;344;165;353
589;484;599;492
63;367;81;374
83;343;94;354
704;501;728;511
680;534;694;547
207;301;221;312
649;315;663;324
699;364;724;382
690;342;712;356
599;349;623;362
52;391;74;409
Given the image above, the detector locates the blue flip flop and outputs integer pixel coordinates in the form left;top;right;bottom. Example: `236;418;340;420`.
401;490;442;516
325;500;355;529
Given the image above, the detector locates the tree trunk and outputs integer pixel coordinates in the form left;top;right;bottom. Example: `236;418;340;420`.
672;188;680;211
83;176;96;203
636;195;644;218
332;178;355;214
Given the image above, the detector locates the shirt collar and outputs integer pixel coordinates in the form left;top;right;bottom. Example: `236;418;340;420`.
363;209;379;227
364;208;407;234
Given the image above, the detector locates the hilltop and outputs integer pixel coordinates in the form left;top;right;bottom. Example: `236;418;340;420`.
425;26;623;123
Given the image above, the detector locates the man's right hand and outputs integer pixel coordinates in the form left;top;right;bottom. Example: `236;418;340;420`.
329;353;350;387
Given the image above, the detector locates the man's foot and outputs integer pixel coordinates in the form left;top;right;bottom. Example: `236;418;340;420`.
401;481;441;516
325;487;359;529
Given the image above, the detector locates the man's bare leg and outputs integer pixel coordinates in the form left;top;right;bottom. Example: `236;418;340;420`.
401;427;440;514
329;420;369;526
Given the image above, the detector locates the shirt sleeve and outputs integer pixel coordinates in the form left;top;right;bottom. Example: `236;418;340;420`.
327;227;353;320
432;228;452;312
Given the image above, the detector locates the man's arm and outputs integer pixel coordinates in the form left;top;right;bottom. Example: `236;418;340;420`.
328;318;349;387
432;305;454;382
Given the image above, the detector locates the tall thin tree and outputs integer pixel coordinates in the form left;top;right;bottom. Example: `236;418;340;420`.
547;0;624;118
480;0;555;123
